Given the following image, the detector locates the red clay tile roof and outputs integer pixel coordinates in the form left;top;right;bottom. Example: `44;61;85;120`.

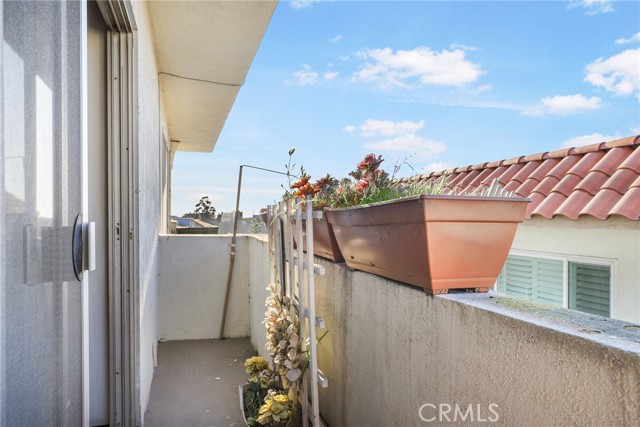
401;135;640;221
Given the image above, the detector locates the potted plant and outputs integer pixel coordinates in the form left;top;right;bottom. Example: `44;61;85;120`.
240;356;280;426
290;174;344;262
283;149;343;263
323;154;530;294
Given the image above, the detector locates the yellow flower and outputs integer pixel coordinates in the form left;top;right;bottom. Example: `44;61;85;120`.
272;394;289;405
259;375;270;389
270;402;284;416
244;356;269;375
258;399;272;415
256;392;292;425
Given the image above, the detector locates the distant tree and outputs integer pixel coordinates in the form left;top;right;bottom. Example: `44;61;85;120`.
250;217;262;234
193;196;216;218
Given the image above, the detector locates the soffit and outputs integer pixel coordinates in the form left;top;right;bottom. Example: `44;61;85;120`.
147;0;277;152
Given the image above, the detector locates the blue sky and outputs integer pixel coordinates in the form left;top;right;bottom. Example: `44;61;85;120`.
171;0;640;216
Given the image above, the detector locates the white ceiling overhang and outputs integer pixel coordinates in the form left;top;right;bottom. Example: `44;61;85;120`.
147;0;278;153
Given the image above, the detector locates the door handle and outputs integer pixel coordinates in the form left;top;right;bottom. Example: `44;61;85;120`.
87;222;96;272
72;213;83;281
72;214;96;281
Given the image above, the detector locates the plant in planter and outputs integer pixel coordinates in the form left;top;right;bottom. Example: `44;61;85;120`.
256;391;295;427
243;356;278;426
330;153;450;208
290;174;345;262
281;147;343;262
324;153;530;294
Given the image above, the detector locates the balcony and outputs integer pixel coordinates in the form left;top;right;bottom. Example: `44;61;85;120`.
144;230;640;426
145;338;254;426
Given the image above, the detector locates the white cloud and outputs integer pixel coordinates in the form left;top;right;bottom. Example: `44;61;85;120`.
585;49;640;98
449;43;479;52
631;126;640;134
615;32;640;45
468;84;492;95
522;94;603;117
353;118;445;159
324;71;339;80
343;125;356;133
421;162;451;173
560;132;621;148
354;51;368;60
568;0;614;15
330;34;343;43
364;134;446;158
290;0;320;10
338;55;350;61
353;46;483;89
360;119;425;137
293;65;319;85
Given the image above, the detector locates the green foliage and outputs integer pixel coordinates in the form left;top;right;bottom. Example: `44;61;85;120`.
250;217;263;234
193;195;216;216
280;151;455;209
282;148;305;200
329;154;451;208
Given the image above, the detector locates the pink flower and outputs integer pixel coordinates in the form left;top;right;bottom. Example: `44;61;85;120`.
355;180;369;193
357;153;384;171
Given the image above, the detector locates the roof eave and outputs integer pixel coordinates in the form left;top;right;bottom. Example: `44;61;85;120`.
147;0;278;153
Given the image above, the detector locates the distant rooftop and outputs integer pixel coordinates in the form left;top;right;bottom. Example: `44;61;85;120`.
402;135;640;221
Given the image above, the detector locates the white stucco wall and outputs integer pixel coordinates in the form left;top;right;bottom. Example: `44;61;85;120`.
131;1;169;421
156;234;270;353
510;217;640;323
157;235;256;340
308;260;640;427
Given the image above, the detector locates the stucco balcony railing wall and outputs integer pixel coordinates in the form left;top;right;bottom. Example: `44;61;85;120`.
157;234;270;354
156;234;640;426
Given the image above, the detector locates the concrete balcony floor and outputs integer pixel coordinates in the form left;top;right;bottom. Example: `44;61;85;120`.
145;338;255;427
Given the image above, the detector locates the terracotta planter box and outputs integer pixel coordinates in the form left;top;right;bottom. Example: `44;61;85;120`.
325;195;529;294
299;216;344;263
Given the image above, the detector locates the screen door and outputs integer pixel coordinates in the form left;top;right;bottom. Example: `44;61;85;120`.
1;1;85;425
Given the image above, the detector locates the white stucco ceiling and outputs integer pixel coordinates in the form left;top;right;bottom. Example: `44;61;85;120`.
147;0;278;152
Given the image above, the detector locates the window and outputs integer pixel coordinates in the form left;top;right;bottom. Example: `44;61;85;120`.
568;263;611;317
496;254;612;317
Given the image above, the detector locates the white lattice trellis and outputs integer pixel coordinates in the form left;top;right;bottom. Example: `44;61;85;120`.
266;196;328;427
